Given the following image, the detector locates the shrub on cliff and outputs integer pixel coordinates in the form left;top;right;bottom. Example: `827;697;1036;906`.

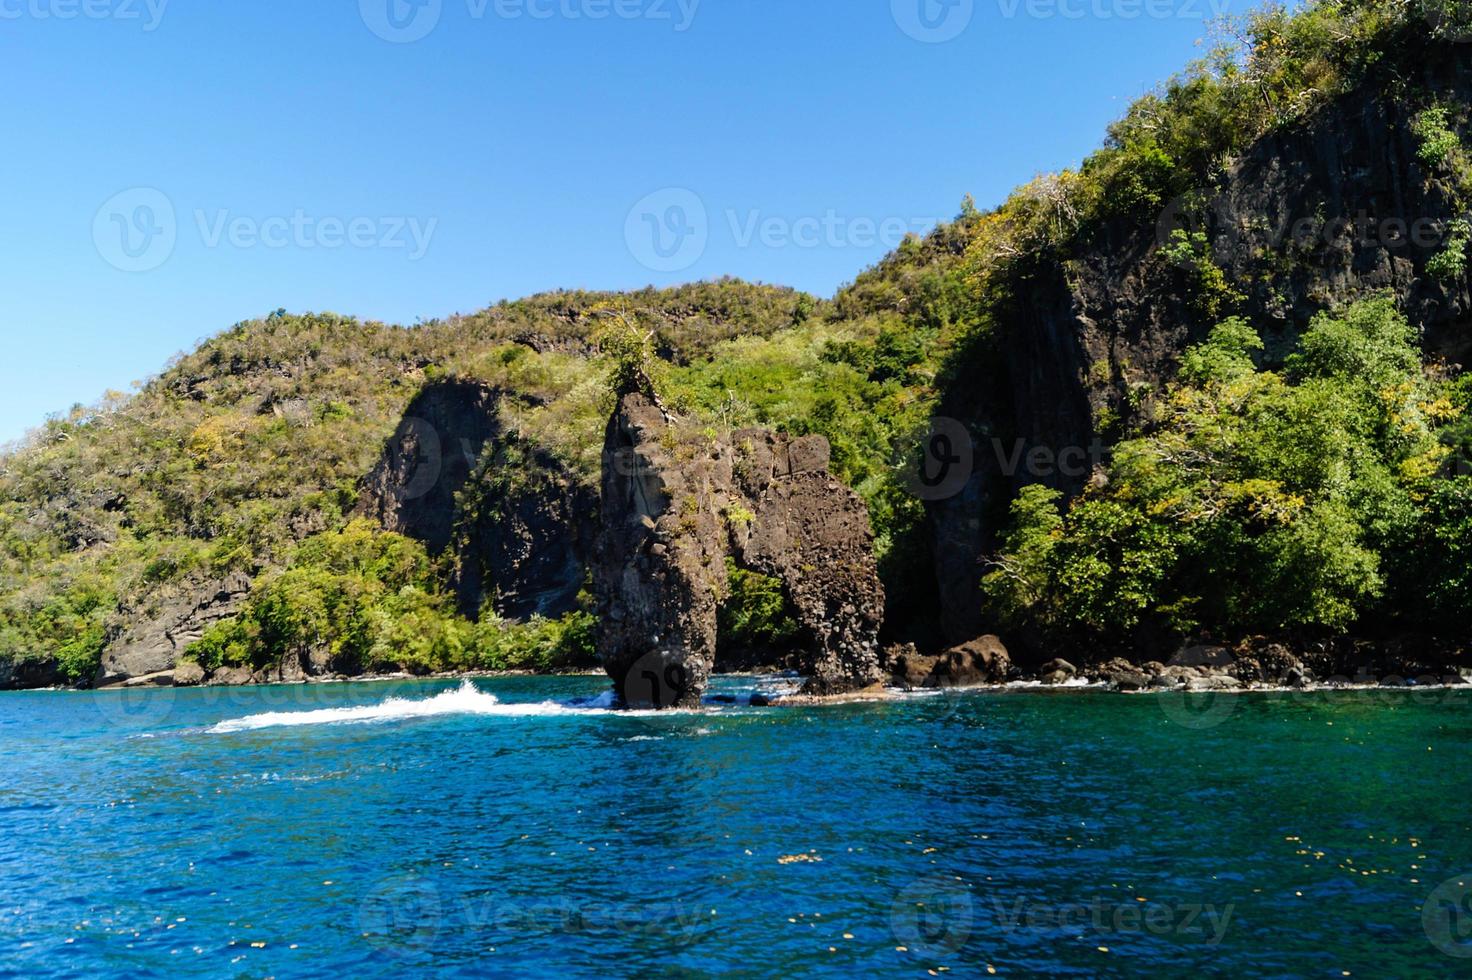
984;295;1461;648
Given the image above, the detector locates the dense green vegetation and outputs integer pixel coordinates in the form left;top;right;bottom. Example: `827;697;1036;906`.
1;1;1468;685
186;520;595;676
716;560;804;668
983;296;1470;649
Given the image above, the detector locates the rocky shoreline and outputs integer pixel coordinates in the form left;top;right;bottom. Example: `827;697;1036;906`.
886;635;1472;694
7;632;1469;698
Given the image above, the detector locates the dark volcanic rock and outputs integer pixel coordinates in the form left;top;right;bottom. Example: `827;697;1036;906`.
0;657;64;691
1227;642;1305;685
888;637;1013;689
1171;645;1235;670
595;391;886;706
207;666;253;687
358;380;596;621
928;44;1472;642
1039;658;1078;684
887;643;928;688
924;636;1012;688
358;380;502;555
1094;657;1151;691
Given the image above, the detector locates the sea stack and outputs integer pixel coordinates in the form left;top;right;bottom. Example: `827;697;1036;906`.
594;390;886;707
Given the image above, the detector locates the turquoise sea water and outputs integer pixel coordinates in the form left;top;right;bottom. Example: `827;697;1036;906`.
2;676;1471;978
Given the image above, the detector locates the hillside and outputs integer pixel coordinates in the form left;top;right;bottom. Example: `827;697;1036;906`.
4;0;1472;689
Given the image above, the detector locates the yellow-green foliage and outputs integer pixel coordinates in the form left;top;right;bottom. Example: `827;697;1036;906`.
0;285;802;681
186;520;596;676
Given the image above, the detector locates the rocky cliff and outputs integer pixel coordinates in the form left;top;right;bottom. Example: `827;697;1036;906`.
357;380;596;622
930;42;1472;643
595;391;885;706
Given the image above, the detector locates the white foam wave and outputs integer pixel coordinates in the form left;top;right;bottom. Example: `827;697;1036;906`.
206;680;723;734
208;680;598;733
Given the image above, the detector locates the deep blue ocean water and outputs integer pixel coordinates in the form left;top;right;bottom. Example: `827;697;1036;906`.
2;676;1471;978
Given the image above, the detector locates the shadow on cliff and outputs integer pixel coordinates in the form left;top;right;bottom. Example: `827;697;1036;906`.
357;379;597;622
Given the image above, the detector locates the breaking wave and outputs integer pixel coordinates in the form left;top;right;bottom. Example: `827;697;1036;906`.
205;680;727;734
207;681;611;733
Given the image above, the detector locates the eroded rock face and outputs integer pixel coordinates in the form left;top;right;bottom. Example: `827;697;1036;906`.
358;380;503;556
596;392;885;706
0;658;64;691
357;380;596;621
95;572;252;688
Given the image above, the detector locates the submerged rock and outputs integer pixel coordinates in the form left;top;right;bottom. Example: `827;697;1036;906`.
595;391;886;707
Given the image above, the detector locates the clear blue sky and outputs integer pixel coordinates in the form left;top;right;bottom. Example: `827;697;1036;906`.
0;0;1250;444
